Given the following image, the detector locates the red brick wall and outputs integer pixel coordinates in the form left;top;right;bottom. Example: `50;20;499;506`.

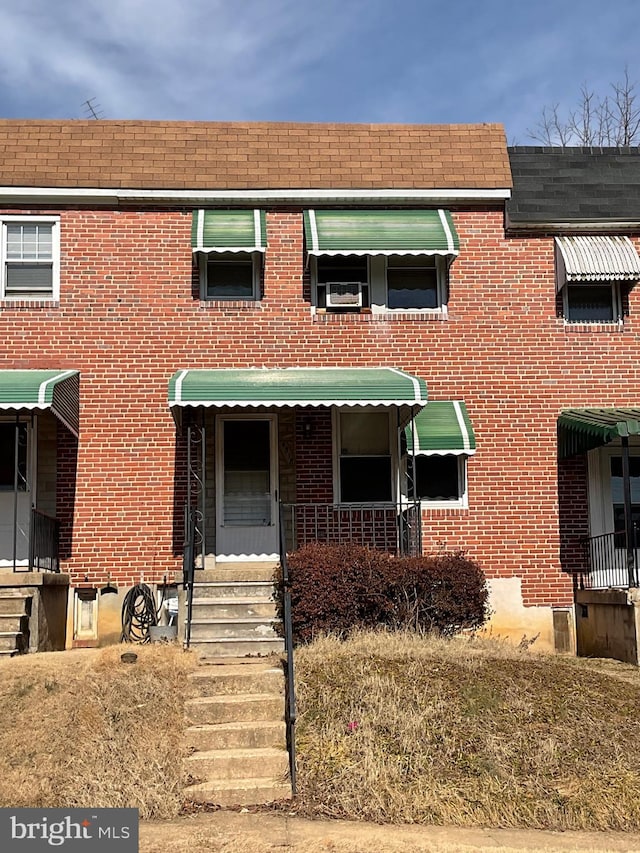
3;205;637;607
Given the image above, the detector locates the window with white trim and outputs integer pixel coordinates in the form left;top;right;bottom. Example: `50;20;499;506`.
411;455;468;508
199;251;261;300
386;255;446;311
314;256;369;310
1;217;59;300
336;410;393;503
312;254;449;314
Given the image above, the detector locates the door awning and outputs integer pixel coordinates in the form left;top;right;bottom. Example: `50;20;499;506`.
169;368;427;409
558;408;640;458
406;401;476;456
0;370;79;436
303;209;459;256
191;210;267;253
555;236;640;290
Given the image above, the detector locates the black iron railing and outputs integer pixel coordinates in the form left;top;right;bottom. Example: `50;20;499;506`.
278;502;297;797
581;526;640;589
183;505;196;649
281;502;422;557
26;508;60;573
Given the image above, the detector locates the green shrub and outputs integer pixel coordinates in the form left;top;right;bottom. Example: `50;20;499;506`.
280;542;488;644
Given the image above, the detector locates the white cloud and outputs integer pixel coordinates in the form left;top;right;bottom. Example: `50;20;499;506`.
0;0;367;119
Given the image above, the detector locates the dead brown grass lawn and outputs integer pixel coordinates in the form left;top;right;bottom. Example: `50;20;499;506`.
294;631;640;831
0;644;197;818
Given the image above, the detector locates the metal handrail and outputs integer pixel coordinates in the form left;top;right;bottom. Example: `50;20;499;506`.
581;525;640;589
183;505;196;649
281;501;422;557
279;501;297;797
26;508;60;573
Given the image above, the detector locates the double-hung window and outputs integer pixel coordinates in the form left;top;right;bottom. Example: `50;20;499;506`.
1;217;59;300
386;255;444;310
192;209;266;301
555;236;640;324
336;410;393;503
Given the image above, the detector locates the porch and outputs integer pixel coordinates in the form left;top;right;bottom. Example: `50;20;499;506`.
170;367;430;567
0;370;78;653
559;408;640;663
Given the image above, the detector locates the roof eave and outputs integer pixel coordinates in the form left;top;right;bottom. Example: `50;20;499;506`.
506;215;640;234
0;186;512;207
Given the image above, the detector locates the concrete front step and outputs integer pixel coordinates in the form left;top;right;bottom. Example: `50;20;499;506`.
191;581;276;600
189;662;284;696
186;693;284;726
195;564;278;582
187;746;288;780
0;649;19;658
185;777;291;807
0;631;24;653
0;593;31;616
191;599;277;619
184;720;286;751
189;637;284;658
189;617;279;641
0;615;27;633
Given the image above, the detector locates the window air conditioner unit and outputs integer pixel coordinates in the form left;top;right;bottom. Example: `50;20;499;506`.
326;281;363;308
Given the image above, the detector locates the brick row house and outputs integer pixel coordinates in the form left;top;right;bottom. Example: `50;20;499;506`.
0;120;637;656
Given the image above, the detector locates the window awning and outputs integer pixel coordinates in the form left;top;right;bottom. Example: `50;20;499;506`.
406;401;476;456
169;368;427;409
555;236;640;290
303;209;459;257
558;408;640;458
0;370;79;436
191;210;267;253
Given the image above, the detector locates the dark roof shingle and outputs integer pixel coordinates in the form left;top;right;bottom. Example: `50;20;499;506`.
508;146;640;227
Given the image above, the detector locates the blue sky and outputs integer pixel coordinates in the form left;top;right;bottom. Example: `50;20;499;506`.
1;0;639;143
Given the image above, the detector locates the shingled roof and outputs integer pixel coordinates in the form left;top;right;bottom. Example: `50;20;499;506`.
0;120;510;192
508;146;640;229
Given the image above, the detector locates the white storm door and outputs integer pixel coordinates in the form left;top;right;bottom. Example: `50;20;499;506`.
215;415;278;561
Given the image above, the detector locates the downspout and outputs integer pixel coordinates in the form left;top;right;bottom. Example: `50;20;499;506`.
12;415;18;572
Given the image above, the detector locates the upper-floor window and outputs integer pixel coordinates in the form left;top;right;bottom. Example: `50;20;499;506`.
386;255;444;310
1;217;59;300
199;252;262;300
192;209;266;302
563;282;621;323
555;235;640;325
305;209;458;316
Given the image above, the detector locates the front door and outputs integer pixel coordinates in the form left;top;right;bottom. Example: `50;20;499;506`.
215;415;278;561
0;420;31;567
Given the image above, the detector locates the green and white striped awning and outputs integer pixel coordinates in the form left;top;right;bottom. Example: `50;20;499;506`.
303;209;460;256
0;370;79;436
406;401;476;456
191;210;267;253
558;408;640;458
169;368;427;409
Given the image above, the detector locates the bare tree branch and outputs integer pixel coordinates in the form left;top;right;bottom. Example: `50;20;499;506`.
527;69;640;146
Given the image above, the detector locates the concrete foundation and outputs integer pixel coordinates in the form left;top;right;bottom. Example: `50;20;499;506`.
0;571;69;652
575;588;640;665
482;577;575;654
